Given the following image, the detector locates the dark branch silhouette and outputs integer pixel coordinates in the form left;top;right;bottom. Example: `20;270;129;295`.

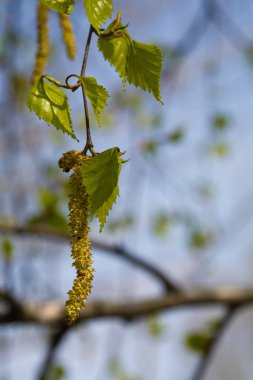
1;288;252;325
0;224;179;293
37;325;69;380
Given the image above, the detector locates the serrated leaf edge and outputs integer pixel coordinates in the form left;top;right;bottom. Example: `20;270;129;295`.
128;40;164;105
27;78;78;141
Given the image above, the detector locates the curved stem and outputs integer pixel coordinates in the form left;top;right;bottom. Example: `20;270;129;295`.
65;73;81;90
80;25;93;76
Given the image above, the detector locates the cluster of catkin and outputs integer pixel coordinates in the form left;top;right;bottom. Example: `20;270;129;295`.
31;1;76;84
58;151;94;325
31;2;49;85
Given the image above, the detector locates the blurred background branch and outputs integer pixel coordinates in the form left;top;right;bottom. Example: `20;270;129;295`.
1;0;253;379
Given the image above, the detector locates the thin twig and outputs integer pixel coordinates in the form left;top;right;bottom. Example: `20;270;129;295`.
175;0;215;56
213;0;253;49
80;25;95;154
164;0;215;94
191;307;237;380
107;245;179;293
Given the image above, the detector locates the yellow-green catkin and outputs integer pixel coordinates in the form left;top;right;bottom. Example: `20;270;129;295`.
58;151;94;325
59;14;76;60
31;2;50;85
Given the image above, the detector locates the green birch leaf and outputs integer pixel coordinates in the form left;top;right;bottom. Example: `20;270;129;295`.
97;186;119;231
127;40;163;104
81;147;126;231
27;77;77;140
41;0;74;14
78;76;109;126
98;13;163;102
83;0;113;34
97;32;130;89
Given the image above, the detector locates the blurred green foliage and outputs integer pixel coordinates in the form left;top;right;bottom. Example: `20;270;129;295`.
168;126;185;142
109;360;141;380
28;188;68;233
10;73;30;108
137;112;163;130
185;332;211;354
107;214;135;234
198;183;215;200
153;213;172;237
42;365;66;380
189;229;213;250
185;318;222;354
147;314;165;338
1;238;13;262
207;142;230;158
140;127;185;155
140;140;158;155
211;114;230;131
244;45;253;66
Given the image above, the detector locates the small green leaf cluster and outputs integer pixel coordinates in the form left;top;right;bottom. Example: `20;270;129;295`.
27;0;164;323
27;2;163;142
98;11;163;103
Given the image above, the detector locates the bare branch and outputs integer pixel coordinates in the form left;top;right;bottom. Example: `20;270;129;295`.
100;244;179;293
176;0;215;56
213;0;253;49
1;288;253;326
0;290;24;321
0;224;179;293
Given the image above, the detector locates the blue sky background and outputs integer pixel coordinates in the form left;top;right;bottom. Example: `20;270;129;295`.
1;0;253;379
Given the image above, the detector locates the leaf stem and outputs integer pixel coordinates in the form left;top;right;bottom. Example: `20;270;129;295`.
80;25;95;155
